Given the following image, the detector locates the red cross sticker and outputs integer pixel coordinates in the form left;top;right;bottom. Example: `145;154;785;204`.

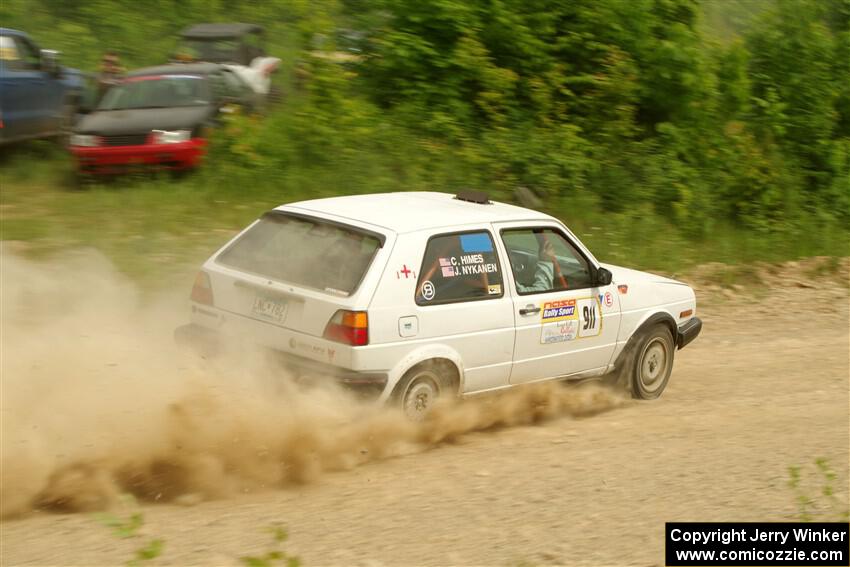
397;265;414;279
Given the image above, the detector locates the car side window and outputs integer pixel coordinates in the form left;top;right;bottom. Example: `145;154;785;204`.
12;36;41;71
415;231;504;305
501;227;594;294
0;36;21;69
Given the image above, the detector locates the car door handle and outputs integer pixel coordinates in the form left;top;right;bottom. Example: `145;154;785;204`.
519;306;541;315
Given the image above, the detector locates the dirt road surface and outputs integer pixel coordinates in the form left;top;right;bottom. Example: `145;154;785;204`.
2;261;848;567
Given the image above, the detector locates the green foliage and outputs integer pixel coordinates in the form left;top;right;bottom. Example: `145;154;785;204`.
788;458;849;522
129;540;165;567
241;524;301;567
1;0;848;270
95;510;145;539
94;496;165;566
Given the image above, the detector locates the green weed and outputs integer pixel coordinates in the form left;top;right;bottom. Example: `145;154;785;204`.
240;524;301;567
94;496;164;566
788;458;849;522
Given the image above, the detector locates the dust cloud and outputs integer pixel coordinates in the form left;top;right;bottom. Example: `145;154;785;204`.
1;247;624;519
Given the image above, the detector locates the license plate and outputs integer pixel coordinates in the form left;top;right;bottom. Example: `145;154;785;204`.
252;295;288;322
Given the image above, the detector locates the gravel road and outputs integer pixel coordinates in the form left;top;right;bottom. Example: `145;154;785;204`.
2;262;848;567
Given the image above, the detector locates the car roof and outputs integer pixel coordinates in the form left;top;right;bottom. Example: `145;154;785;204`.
180;23;263;38
127;62;221;77
281;192;556;234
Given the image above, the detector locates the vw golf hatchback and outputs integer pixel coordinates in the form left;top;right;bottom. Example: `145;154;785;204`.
177;191;702;418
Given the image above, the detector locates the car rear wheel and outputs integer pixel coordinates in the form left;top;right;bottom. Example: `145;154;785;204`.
630;324;674;399
392;361;457;420
55;99;77;146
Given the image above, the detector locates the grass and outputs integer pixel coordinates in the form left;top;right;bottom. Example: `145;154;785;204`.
2;140;848;291
92;494;301;567
788;458;850;523
94;495;164;567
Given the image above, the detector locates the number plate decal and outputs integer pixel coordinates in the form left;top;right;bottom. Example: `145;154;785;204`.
252;295;288;323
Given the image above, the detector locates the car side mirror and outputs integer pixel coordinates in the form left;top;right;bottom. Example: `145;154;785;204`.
595;266;613;286
41;49;61;77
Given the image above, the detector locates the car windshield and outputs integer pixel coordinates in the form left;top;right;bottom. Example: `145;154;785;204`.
217;213;383;296
98;75;210;110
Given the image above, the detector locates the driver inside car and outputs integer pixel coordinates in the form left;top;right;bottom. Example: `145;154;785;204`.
515;239;559;293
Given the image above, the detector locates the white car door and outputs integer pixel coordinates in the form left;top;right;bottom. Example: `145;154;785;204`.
412;228;515;394
493;221;621;384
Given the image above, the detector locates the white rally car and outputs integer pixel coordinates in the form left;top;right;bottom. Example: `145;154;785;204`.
176;191;702;418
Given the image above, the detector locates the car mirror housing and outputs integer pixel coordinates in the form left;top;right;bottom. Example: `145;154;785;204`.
596;266;613;286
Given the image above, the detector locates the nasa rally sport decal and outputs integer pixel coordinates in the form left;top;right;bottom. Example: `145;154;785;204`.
540;299;578;344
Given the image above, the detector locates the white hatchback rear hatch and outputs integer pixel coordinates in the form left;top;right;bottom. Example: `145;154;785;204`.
195;210;393;359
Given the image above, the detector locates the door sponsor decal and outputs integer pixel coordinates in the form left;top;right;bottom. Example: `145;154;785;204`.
539;297;602;343
541;299;577;322
541;319;579;344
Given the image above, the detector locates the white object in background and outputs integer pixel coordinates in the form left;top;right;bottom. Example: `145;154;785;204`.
224;56;280;95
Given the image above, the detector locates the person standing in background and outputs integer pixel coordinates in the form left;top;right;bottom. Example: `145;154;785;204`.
96;51;124;101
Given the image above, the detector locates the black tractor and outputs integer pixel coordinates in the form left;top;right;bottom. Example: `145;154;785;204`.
175;23;266;66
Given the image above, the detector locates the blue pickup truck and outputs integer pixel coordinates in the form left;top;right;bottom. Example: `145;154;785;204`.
0;28;86;145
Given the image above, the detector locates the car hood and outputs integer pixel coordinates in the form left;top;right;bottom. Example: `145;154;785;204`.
600;263;689;287
601;263;694;311
75;106;211;136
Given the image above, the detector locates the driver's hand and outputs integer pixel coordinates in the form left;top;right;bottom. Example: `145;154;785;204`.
542;240;556;260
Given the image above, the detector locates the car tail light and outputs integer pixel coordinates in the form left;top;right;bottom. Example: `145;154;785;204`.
324;310;368;346
190;271;214;305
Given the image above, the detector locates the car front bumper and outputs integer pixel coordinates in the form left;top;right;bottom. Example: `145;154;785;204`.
174;323;389;397
676;317;702;349
70;138;207;173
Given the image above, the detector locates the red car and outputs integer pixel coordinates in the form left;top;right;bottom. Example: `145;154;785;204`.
69;62;257;174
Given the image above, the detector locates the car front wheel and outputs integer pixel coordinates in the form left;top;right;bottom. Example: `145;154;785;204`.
630;324;674;400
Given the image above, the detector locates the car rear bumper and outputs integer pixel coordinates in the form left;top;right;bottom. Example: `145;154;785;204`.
677;317;702;349
174;323;388;396
70;138;206;173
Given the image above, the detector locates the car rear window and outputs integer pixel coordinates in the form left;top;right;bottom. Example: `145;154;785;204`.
217;212;382;296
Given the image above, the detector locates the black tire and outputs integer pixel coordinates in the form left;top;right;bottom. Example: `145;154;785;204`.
628;324;675;400
391;361;457;420
54;98;77;147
